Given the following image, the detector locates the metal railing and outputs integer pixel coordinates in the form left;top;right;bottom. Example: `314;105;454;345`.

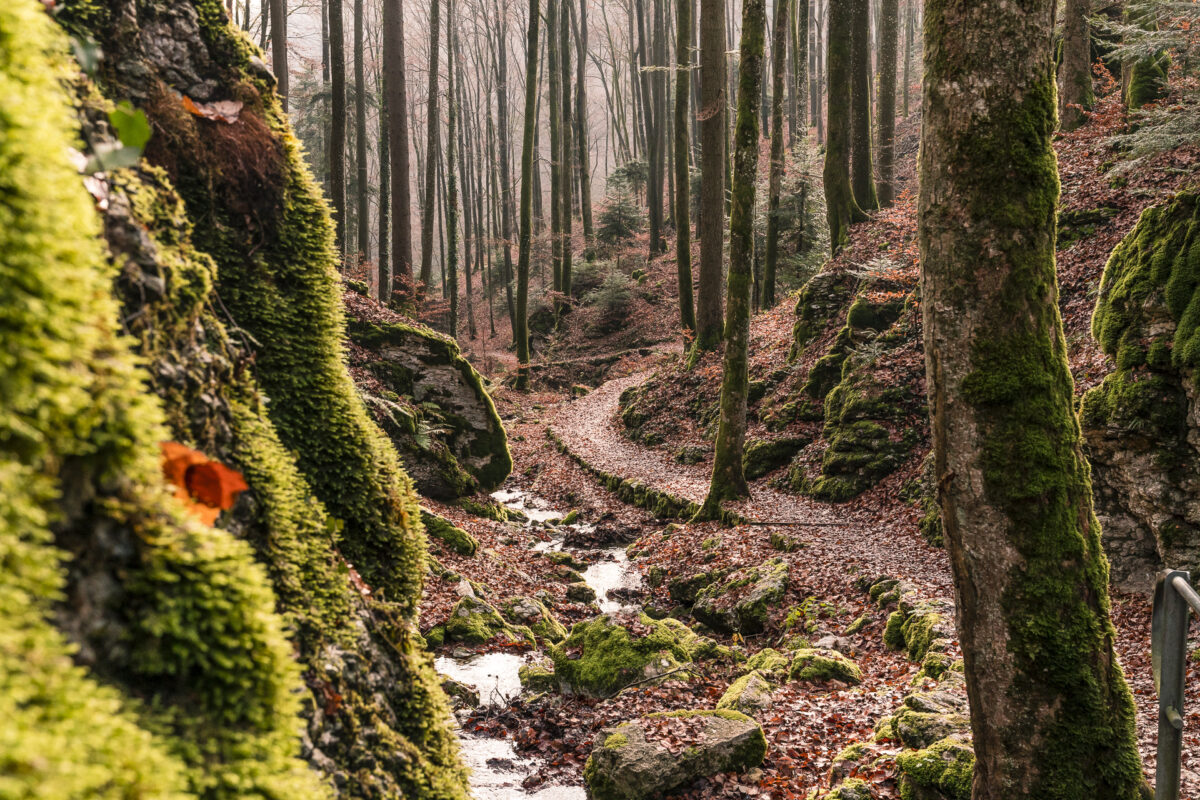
1152;569;1200;800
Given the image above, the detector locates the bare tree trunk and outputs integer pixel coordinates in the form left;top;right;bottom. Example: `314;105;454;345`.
698;0;766;518
491;0;518;332
354;0;369;261
875;0;896;206
763;0;789;308
378;73;391;298
419;0;442;291
384;0;414;296
446;10;460;338
330;0;347;257
693;0;727;354
515;0;540;389
574;0;595;244
675;0;696;332
548;0;563;291
560;0;574;304
824;0;862;253
271;0;288;110
902;0;911;117
1059;0;1093;131
920;0;1152;795
849;0;877;211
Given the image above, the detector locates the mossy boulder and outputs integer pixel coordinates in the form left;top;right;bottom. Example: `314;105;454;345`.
567;582;599;603
583;710;768;800
788;648;863;685
744;648;792;680
830;742;871;782
444;596;533;645
790;269;860;360
546;550;589;570
668;570;724;605
743;437;812;480
889;708;971;750
421;509;479;556
884;599;956;662
345;301;512;499
518;662;559;694
549;613;704;696
501;596;568;642
1082;192;1200;590
896;738;974;800
716;670;775;716
692;559;790;635
822;778;876;800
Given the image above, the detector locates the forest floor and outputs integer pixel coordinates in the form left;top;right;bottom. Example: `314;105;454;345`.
411;91;1200;799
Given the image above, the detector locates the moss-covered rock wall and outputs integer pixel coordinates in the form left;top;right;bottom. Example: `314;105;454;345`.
1082;191;1200;591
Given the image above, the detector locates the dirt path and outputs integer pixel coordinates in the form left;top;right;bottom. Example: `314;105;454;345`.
546;371;954;595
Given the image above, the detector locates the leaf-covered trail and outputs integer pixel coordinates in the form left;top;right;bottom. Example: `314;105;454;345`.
546;371;953;595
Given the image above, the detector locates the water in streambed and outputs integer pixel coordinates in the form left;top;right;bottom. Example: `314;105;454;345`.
431;488;644;798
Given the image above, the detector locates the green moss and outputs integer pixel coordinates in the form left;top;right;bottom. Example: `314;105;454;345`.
896;738;974;800
646;709;769;767
824;778;874;800
788;648;863;684
444;596;531;645
716;670;774;713
884;611;907;650
603;731;630;749
790;270;859;360
518;663;559;693
744;648;791;679
742;437;811;480
889;709;971;750
1125;52;1169;109
845;614;869;635
421;510;479;556
549;614;702;696
456;496;510;522
915;651;952;681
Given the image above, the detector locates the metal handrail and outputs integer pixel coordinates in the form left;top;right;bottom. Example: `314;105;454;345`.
1152;570;1199;800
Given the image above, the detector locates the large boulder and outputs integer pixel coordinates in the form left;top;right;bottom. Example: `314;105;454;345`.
346;291;512;499
692;559;789;634
1082;192;1200;591
501;595;568;642
439;596;533;646
583;710;768;800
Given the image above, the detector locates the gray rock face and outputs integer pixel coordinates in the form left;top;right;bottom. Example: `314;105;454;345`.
583;711;768;800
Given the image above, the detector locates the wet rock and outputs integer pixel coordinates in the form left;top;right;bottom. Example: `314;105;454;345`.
501;596;568;642
518;663;558;694
566;521;639;548
692;559;790;635
583;710;768;800
441;677;479;709
545;550;589;570
549;613;708;696
788;648;863;685
443;596;533;646
567;582;598;603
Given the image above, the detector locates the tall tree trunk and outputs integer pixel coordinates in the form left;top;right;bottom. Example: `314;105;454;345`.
789;0;807;145
763;0;789;308
1059;0;1093;131
446;13;460;338
330;0;347;256
322;0;330;192
698;0;766;518
848;0;877;211
675;0;696;332
419;0;442;291
384;0;413;296
875;0;896;206
560;0;574;303
919;0;1151;796
379;74;391;298
694;0;727;353
574;0;595;245
824;0;862;253
515;0;540;389
548;0;563;292
902;0;911;117
271;0;288;110
354;0;369;261
638;0;666;256
492;0;518;332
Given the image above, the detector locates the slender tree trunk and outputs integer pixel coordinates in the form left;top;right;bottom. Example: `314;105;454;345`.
920;0;1152;796
763;0;789;308
260;0;270;49
574;0;595;245
1059;0;1093;131
875;0;896;206
384;0;413;296
902;0;911;117
330;0;347;257
446;13;460;338
548;0;563;292
322;0;330;192
271;0;288;110
824;0;862;253
694;0;727;353
354;0;370;261
515;0;540;389
849;0;877;211
492;0;518;332
675;0;696;332
379;74;391;298
419;0;442;291
560;0;574;303
698;0;766;517
789;0;808;144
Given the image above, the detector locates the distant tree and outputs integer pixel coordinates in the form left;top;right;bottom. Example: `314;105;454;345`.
697;0;766;519
515;0;540;389
446;3;460;337
560;0;574;305
354;0;369;261
694;0;727;353
1059;0;1094;131
271;0;288;110
419;0;442;292
919;0;1153;796
763;0;789;307
329;0;347;255
384;0;414;294
849;0;877;211
674;0;696;332
824;0;864;253
876;0;897;206
574;0;595;243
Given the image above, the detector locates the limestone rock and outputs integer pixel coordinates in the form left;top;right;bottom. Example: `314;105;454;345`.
692;559;790;635
443;596;532;645
788;648;863;685
716;670;774;716
501;596;568;642
583;710;768;800
549;613;706;696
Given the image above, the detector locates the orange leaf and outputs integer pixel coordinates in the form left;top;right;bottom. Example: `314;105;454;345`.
161;441;207;490
185;461;249;510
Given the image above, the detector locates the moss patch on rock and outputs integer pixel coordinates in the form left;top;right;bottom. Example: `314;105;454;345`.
549;613;708;696
788;648;863;685
422;510;479;556
692;559;790;635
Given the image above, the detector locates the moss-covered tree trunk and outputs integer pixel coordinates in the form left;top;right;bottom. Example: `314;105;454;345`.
675;0;696;333
919;0;1150;796
875;0;897;206
694;0;727;353
789;0;807;143
763;0;789;308
419;0;442;292
379;72;392;297
698;0;766;518
848;0;877;212
823;0;863;254
515;0;540;389
1059;0;1093;131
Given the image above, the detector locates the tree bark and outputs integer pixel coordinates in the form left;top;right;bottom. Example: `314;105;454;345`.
919;0;1152;797
694;0;727;353
354;0;369;261
1059;0;1093;131
515;0;540;389
902;0;911;117
446;9;459;338
491;0;518;332
271;0;287;110
698;0;766;518
329;0;347;256
548;0;563;292
823;0;862;253
560;0;574;304
419;0;442;291
875;0;896;206
574;0;595;244
384;0;413;295
848;0;876;211
763;0;788;308
379;73;391;298
675;0;697;332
